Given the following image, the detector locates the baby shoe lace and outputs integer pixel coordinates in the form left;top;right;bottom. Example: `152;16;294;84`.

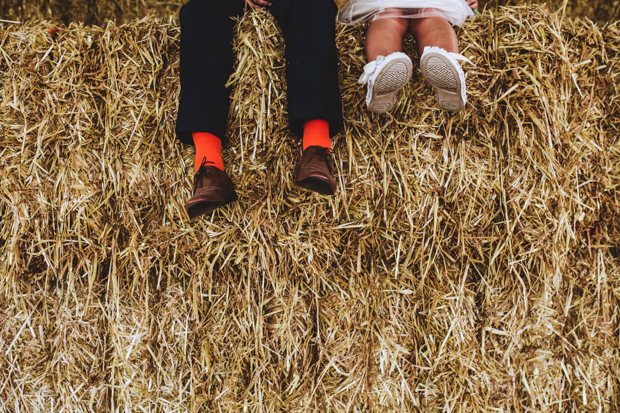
358;55;385;85
447;52;475;66
423;46;475;66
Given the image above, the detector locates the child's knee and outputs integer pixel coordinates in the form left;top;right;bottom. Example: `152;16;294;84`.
412;16;449;27
369;16;409;34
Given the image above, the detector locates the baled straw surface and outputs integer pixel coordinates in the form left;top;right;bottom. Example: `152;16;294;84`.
489;0;619;23
1;5;620;411
0;0;183;25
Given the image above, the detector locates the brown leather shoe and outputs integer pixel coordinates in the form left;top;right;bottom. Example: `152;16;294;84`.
186;160;238;219
295;146;337;195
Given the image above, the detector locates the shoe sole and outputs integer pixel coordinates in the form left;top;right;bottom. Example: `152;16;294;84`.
368;58;412;113
187;192;239;219
296;177;335;196
420;52;465;112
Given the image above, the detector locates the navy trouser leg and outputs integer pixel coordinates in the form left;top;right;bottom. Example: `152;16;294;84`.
175;0;344;145
176;0;246;145
269;0;343;138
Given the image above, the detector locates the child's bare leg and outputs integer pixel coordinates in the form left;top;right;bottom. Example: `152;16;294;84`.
412;16;467;112
361;14;414;113
365;17;409;61
409;17;458;55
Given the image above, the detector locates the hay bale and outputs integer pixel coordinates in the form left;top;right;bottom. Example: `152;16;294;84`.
1;5;619;411
0;0;183;25
0;277;108;409
492;0;620;23
0;0;617;26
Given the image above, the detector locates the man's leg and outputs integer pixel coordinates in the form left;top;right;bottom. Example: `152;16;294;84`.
269;0;343;138
269;0;343;195
177;0;245;219
177;0;246;144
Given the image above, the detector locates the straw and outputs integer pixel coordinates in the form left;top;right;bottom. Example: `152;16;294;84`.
0;4;619;411
0;0;618;25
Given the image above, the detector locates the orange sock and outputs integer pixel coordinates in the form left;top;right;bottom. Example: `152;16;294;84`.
302;119;332;151
193;132;224;172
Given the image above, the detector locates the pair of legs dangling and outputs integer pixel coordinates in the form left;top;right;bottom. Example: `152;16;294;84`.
176;0;343;219
192;120;331;173
360;11;472;113
366;15;459;60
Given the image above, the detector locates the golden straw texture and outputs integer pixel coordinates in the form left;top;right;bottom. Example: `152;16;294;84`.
0;0;617;25
1;5;619;411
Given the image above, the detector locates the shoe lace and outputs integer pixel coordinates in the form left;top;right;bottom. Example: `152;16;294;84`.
422;46;476;66
358;55;385;85
448;52;475;66
194;156;215;189
306;146;334;175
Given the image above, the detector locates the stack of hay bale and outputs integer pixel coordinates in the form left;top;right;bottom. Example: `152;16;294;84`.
0;4;619;412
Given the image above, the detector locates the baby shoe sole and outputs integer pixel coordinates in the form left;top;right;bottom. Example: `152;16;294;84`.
421;52;465;112
368;57;412;113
